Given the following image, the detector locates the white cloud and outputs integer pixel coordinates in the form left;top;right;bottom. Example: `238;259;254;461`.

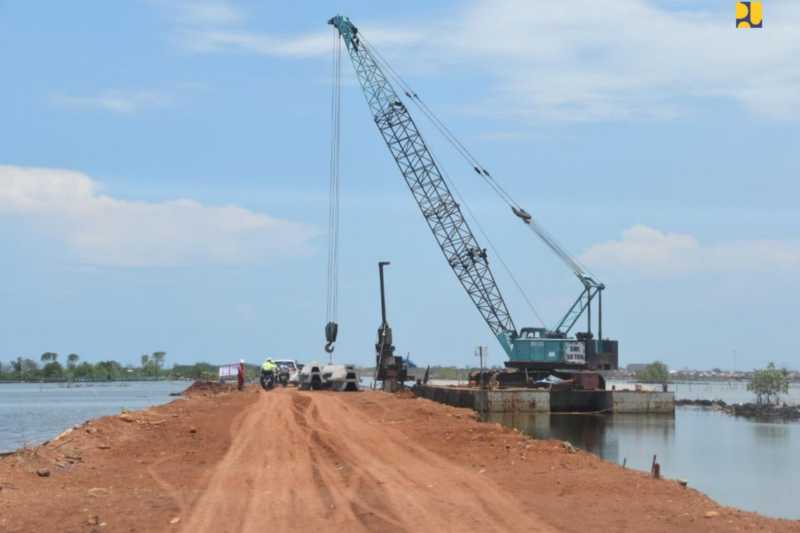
441;0;800;120
0;165;316;267
178;29;330;57
177;27;422;58
150;0;243;25
178;1;243;25
167;0;800;121
52;90;171;114
582;225;800;276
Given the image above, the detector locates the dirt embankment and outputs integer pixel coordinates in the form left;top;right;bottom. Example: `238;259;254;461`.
0;383;259;532
1;385;798;532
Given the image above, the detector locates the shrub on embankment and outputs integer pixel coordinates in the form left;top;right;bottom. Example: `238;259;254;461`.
747;362;790;405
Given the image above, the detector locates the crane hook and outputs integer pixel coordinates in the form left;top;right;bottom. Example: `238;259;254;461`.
324;321;339;355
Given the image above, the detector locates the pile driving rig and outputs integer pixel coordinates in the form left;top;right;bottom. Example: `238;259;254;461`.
373;261;408;392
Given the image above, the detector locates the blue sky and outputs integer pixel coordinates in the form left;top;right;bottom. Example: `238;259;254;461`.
1;1;798;370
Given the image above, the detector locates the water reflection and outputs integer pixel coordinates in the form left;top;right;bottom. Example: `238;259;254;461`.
750;421;790;445
610;380;800;405
484;408;799;520
484;413;676;466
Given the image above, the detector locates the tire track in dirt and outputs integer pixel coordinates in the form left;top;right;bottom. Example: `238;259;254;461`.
180;389;554;533
146;395;255;520
312;392;552;531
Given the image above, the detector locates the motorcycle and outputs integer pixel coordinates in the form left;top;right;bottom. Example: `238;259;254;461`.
260;370;275;390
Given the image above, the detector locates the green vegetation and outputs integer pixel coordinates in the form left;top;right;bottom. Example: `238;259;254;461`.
171;362;262;381
171;362;220;380
635;361;670;383
1;351;168;382
748;362;790;405
0;353;266;383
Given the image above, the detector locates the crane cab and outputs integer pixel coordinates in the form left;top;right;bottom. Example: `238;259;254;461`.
500;327;618;370
501;327;587;367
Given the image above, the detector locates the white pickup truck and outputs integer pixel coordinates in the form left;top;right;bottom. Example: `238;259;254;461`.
274;359;300;386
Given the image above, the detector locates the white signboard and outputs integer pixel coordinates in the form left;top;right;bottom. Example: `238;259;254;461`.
218;363;239;380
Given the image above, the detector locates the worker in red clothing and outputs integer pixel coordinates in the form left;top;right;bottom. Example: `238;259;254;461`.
237;359;245;391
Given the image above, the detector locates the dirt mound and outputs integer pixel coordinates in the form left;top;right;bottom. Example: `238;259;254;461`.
182;380;237;396
393;388;416;399
0;385;259;533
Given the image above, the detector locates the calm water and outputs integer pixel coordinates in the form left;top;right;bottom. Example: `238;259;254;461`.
486;381;800;520
0;381;188;452
616;380;800;405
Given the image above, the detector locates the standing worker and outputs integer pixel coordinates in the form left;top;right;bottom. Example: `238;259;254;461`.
237;359;245;391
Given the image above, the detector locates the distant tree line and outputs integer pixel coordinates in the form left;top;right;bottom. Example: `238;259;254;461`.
171;362;262;381
0;351;169;382
0;353;265;383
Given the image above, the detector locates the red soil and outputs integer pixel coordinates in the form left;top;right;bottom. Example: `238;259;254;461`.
1;386;797;532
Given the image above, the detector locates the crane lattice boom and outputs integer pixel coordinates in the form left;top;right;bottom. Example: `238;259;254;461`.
328;15;516;341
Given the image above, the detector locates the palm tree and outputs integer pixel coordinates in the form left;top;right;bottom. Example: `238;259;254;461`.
67;353;80;369
40;352;58;363
152;352;166;375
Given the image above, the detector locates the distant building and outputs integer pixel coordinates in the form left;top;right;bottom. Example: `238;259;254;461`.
626;363;650;373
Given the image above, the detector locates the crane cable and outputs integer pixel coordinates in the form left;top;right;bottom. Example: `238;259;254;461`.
430;150;547;327
361;36;597;283
361;36;545;324
361;36;518;208
324;31;342;357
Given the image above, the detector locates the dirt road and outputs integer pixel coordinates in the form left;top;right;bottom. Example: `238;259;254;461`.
181;389;553;532
2;383;799;532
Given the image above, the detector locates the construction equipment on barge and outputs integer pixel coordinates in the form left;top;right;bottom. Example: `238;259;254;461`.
328;15;618;389
373;261;409;392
